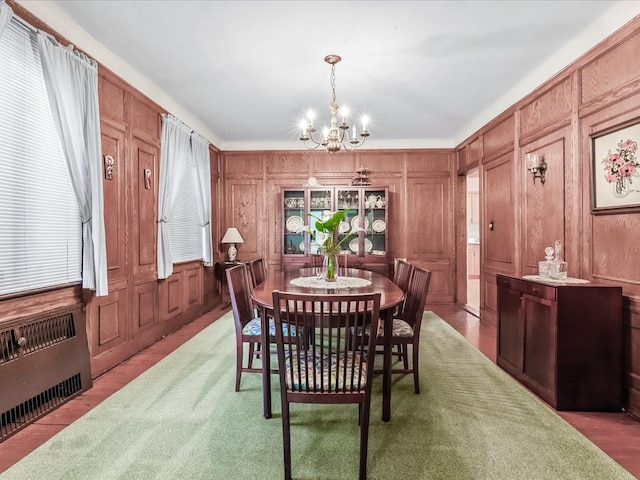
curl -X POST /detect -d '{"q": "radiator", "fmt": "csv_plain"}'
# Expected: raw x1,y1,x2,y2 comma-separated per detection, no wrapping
0,304,92,441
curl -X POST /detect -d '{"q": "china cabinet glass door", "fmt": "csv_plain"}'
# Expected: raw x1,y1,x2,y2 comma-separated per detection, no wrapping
336,188,360,254
363,187,387,256
283,189,305,255
308,188,332,254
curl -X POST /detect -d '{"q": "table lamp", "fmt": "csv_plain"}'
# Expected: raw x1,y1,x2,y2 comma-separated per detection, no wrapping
221,227,244,263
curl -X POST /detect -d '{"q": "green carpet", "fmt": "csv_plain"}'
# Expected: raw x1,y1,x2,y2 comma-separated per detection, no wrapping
0,312,633,480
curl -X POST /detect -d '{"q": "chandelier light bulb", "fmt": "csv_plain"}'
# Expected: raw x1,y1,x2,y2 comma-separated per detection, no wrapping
341,106,349,125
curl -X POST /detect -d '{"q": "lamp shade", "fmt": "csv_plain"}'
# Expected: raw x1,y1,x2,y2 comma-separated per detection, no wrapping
221,227,244,244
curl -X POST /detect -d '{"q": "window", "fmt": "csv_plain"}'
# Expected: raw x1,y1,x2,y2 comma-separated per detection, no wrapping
169,153,202,263
0,19,82,296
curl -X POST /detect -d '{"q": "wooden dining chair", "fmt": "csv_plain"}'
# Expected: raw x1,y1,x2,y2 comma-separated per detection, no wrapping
247,257,267,288
357,265,431,394
388,265,432,393
226,264,264,391
271,290,381,480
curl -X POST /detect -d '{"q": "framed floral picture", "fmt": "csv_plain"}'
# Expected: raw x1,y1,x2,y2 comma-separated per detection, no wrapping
591,122,640,214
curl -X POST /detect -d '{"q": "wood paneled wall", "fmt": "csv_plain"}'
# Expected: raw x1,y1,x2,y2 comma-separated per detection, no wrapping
2,1,223,379
221,150,456,304
456,16,640,417
88,66,222,376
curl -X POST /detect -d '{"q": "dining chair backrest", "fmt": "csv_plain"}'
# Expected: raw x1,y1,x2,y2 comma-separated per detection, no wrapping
401,266,432,330
272,291,381,398
226,264,255,333
393,259,413,293
309,253,324,268
247,257,267,288
309,253,349,273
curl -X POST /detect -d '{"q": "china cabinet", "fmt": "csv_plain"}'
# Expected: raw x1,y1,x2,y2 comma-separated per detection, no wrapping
281,186,389,276
496,274,622,411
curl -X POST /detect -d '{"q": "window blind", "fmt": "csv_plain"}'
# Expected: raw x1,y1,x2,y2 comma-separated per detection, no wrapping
0,19,82,296
169,154,202,263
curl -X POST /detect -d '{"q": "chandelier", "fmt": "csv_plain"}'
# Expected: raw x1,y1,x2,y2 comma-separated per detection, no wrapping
299,54,370,153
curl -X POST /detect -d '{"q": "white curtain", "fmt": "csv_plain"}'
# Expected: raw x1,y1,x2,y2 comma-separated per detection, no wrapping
157,114,191,279
0,1,12,40
37,32,108,296
191,132,213,266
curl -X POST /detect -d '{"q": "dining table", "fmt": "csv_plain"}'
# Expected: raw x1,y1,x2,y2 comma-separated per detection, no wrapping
250,267,404,422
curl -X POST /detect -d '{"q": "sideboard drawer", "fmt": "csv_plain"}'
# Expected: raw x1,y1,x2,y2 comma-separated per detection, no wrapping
496,275,555,301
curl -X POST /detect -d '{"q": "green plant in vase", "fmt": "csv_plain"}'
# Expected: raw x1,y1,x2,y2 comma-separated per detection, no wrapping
299,210,364,281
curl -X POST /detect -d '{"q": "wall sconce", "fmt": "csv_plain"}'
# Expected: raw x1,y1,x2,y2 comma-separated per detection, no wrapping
221,227,244,263
525,153,547,185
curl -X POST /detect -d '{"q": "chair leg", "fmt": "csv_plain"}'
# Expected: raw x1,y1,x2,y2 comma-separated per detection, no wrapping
413,340,420,394
247,342,255,369
359,400,372,480
282,402,292,480
402,344,409,369
235,341,243,392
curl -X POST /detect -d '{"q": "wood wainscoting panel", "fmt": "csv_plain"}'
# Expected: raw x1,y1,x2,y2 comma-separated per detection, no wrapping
131,137,159,279
483,153,514,268
97,299,121,346
131,95,161,142
358,152,404,176
581,30,640,106
161,274,184,321
313,152,356,175
98,70,126,125
406,150,453,173
225,179,263,261
101,122,127,284
413,261,454,304
458,137,482,173
406,177,449,258
520,77,573,139
482,272,499,328
457,145,469,172
469,137,482,165
265,152,310,176
223,152,264,178
87,287,127,359
185,265,203,310
591,214,640,284
133,281,159,333
483,115,515,160
405,176,455,303
522,135,567,276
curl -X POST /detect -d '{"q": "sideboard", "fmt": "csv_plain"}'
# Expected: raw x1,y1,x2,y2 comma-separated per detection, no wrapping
496,273,623,411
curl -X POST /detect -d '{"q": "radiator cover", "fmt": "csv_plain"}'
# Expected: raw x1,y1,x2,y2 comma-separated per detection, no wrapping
0,304,92,441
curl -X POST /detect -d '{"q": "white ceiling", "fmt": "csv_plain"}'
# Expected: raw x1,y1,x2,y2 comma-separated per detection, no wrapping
16,1,640,150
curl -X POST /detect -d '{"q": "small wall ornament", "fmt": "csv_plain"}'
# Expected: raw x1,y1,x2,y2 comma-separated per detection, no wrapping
144,168,152,190
104,155,115,180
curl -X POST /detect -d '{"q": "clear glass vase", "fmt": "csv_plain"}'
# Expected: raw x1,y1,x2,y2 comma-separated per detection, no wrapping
614,176,631,198
323,253,339,282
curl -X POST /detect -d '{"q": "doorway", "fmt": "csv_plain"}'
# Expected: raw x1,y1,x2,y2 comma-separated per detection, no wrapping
466,170,480,313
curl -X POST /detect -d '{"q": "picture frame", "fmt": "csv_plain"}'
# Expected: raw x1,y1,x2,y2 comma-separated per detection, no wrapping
591,121,640,214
